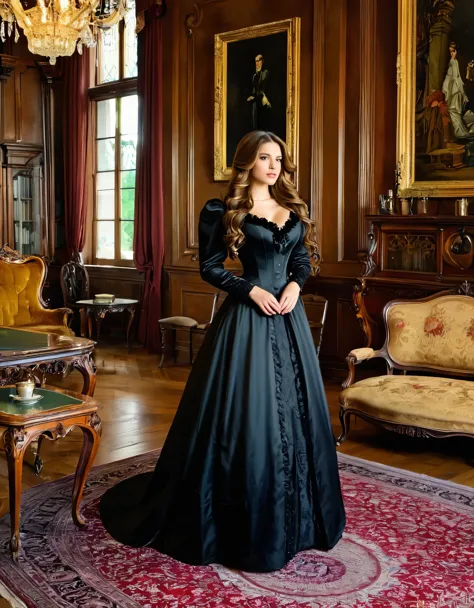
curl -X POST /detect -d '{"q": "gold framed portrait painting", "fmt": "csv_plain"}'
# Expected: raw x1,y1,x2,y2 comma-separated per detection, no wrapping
398,0,474,197
214,18,300,181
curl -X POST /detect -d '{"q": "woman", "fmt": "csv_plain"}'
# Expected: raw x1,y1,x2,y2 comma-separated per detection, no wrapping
99,130,346,573
442,42,474,138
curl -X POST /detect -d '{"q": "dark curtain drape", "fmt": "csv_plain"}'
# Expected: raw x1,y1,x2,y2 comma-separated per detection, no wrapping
133,2,166,351
63,49,90,262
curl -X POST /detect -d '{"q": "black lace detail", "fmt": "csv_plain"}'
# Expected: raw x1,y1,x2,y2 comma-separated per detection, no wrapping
286,320,316,534
245,212,299,252
269,317,294,559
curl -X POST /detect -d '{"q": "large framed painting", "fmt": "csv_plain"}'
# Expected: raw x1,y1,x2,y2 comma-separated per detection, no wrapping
398,0,474,197
214,18,300,181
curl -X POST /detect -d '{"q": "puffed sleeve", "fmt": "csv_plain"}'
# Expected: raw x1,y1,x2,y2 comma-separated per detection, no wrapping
199,199,255,300
288,222,311,290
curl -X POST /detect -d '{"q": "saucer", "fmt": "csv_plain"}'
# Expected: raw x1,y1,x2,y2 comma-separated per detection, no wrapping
9,394,43,405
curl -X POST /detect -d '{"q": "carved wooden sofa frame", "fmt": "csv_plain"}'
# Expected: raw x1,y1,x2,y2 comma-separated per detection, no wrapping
338,281,474,446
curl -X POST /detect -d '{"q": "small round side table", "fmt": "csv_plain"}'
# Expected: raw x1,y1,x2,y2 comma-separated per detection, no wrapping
76,298,139,350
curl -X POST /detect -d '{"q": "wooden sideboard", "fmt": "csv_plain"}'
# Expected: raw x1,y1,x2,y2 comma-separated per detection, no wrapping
354,214,474,349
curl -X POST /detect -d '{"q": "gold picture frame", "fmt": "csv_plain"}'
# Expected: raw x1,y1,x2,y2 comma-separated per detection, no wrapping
214,18,300,181
398,0,474,197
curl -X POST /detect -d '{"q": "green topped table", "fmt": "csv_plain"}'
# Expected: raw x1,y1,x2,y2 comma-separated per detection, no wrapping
0,385,102,558
0,326,96,397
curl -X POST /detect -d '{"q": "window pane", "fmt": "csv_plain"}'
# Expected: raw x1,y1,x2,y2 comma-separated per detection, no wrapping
121,221,134,260
97,99,116,138
124,10,138,78
96,221,115,259
121,170,135,188
97,139,115,171
97,189,115,220
97,171,115,191
99,26,119,84
121,134,137,170
121,188,135,220
120,95,138,135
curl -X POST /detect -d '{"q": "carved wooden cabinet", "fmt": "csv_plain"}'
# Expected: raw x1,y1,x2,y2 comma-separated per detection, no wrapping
354,214,474,349
0,53,55,260
1,143,47,257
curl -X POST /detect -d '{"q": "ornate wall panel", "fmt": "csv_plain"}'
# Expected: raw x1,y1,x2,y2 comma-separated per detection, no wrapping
162,0,398,371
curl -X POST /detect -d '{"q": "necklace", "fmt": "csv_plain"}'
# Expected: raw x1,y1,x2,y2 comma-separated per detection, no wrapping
252,197,273,201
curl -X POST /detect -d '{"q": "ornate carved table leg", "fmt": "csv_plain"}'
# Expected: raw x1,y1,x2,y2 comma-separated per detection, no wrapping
71,412,102,527
96,311,107,343
159,325,167,368
172,328,178,363
189,329,194,365
80,307,88,338
74,353,97,397
33,435,45,474
87,311,93,340
126,306,136,352
4,426,33,559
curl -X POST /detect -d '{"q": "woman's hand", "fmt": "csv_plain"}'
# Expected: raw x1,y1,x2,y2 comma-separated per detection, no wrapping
249,286,281,316
279,281,301,315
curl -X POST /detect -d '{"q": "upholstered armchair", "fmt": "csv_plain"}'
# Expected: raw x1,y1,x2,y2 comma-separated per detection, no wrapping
338,282,474,447
0,246,73,336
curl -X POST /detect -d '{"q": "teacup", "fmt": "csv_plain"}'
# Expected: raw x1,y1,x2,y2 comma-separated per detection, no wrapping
16,381,35,400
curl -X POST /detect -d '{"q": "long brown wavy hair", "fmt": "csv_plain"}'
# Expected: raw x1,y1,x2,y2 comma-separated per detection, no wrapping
223,131,320,272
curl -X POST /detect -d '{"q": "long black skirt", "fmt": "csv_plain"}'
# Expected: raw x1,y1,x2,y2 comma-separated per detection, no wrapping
99,295,346,573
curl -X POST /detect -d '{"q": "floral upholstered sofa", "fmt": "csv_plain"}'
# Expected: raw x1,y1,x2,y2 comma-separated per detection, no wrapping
0,246,73,336
338,283,474,445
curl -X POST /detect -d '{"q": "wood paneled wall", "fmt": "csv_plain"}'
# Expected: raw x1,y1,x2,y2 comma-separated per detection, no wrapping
161,0,398,374
86,266,145,303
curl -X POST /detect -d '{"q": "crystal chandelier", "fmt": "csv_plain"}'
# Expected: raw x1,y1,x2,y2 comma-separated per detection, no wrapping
0,0,131,65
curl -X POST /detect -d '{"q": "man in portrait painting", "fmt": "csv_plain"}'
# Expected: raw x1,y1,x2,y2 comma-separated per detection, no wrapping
246,54,272,130
223,29,289,174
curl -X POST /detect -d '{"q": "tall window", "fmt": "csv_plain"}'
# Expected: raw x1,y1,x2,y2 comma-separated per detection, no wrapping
97,15,138,84
90,4,138,265
95,95,138,261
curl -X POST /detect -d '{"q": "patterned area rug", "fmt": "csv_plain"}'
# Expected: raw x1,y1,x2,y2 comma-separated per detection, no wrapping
0,451,473,608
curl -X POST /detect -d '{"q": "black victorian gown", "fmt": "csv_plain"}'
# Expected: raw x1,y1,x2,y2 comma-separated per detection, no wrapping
99,199,346,573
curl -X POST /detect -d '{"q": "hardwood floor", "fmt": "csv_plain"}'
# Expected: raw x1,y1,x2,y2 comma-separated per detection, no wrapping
0,336,473,523
0,336,473,606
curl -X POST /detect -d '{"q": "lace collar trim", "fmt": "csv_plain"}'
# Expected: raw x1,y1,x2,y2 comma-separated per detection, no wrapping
245,211,299,238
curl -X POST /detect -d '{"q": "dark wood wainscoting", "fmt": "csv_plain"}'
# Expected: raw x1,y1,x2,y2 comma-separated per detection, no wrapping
165,268,367,378
86,265,145,302
304,276,367,378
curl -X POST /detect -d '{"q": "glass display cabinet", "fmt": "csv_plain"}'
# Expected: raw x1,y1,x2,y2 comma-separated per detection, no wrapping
12,163,43,256
0,144,49,258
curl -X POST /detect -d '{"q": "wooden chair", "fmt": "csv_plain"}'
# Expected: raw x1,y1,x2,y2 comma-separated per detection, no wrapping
189,291,226,363
158,292,225,367
60,261,90,334
60,260,90,306
158,316,198,367
302,294,328,356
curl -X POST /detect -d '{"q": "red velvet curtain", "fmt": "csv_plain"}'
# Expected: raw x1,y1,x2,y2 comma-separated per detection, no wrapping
63,49,90,262
133,3,166,351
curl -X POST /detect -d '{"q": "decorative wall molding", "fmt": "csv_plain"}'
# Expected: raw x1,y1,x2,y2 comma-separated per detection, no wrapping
357,0,377,250
311,0,325,254
181,0,228,258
